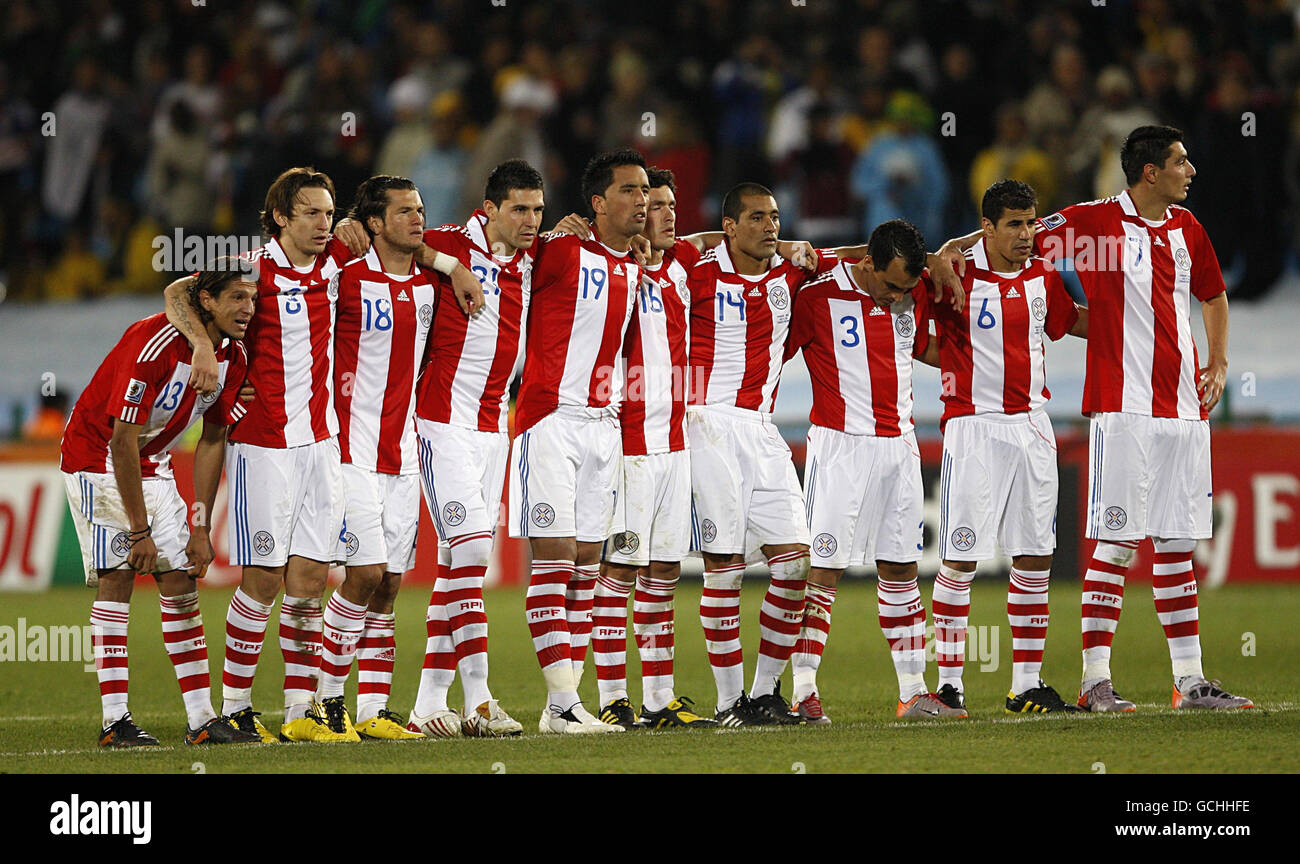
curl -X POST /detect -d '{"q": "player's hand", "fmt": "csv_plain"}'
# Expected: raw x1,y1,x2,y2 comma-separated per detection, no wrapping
1198,359,1228,411
778,240,817,271
449,263,486,318
185,527,214,578
127,534,158,576
238,378,256,403
926,250,966,312
333,218,371,257
552,213,592,239
629,234,651,265
188,344,219,396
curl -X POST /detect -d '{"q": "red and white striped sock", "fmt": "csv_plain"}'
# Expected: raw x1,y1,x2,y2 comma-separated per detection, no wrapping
356,611,395,723
527,559,578,705
318,591,368,700
91,601,130,726
635,572,678,713
751,550,809,697
567,564,599,685
1008,568,1051,694
446,532,493,713
592,571,633,708
415,558,456,716
1152,539,1203,682
932,565,974,694
878,578,928,701
792,582,837,703
221,587,270,715
159,592,215,728
1081,541,1137,687
280,595,322,722
700,563,745,711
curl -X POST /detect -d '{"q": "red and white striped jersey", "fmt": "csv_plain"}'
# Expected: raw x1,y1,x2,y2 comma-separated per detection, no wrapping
620,238,699,455
230,236,351,448
1034,190,1225,420
785,260,932,436
333,247,437,475
60,313,248,478
933,238,1078,429
514,229,639,434
688,242,833,414
416,213,532,433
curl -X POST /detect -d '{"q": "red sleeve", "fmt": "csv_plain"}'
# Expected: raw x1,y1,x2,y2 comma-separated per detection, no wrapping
107,339,164,426
811,248,838,275
910,280,934,359
1189,221,1227,302
1042,263,1079,341
325,236,353,266
423,225,474,269
1033,201,1105,263
530,233,575,294
209,343,250,426
672,238,701,269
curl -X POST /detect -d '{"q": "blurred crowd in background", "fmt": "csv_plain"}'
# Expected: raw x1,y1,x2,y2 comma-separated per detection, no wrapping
1,0,1297,312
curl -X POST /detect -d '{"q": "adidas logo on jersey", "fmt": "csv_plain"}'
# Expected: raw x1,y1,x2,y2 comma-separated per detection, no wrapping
748,287,762,297
614,263,625,275
397,289,410,302
1153,236,1165,246
869,306,887,316
1005,286,1020,298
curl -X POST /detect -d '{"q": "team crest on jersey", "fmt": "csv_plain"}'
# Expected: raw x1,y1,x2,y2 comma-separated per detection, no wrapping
111,532,131,558
253,531,275,557
614,531,640,555
950,526,976,552
198,388,218,405
343,532,359,558
1104,506,1127,531
531,503,555,528
813,533,837,557
443,501,466,527
419,303,433,328
895,313,914,338
700,519,717,544
675,277,690,305
1040,213,1066,230
125,379,147,405
1031,297,1046,320
1174,248,1191,271
327,272,340,300
767,280,789,310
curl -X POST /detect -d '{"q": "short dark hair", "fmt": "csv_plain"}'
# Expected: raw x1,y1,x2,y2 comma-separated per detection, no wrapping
867,219,927,278
349,175,419,238
260,167,336,238
580,148,647,217
1120,125,1184,186
721,182,775,222
484,159,544,207
190,257,256,323
647,166,676,193
981,179,1038,224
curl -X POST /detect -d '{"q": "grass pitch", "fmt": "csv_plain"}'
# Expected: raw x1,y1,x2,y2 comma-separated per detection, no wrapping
2,581,1297,773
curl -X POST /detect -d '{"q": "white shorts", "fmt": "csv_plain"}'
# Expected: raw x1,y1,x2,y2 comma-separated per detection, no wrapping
335,463,421,572
226,437,345,567
62,471,192,586
939,410,1059,561
508,408,624,542
604,449,692,567
804,426,923,567
416,418,510,546
1086,412,1211,541
687,405,809,555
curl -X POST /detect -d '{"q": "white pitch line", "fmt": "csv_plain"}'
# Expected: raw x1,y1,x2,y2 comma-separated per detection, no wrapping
1,746,178,758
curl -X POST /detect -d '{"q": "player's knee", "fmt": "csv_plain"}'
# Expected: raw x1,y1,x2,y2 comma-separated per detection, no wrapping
1094,542,1137,568
95,571,134,603
1152,537,1196,555
703,567,744,591
371,572,402,608
452,534,494,570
